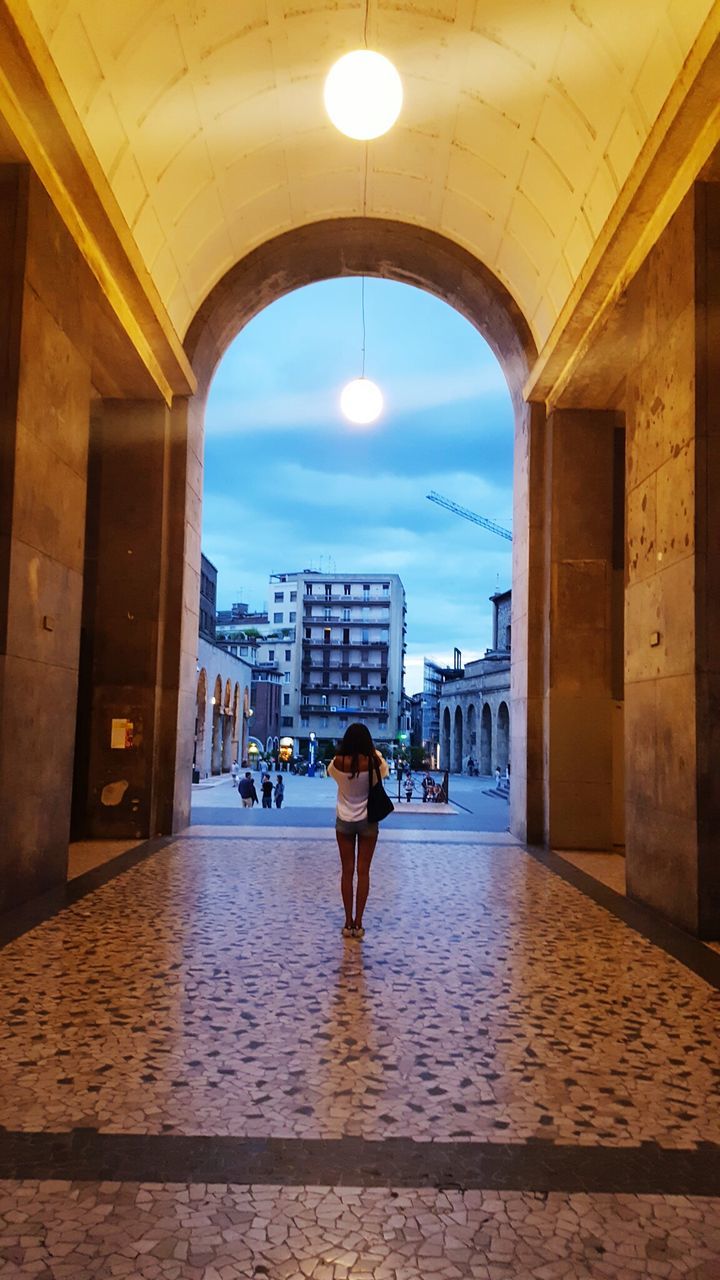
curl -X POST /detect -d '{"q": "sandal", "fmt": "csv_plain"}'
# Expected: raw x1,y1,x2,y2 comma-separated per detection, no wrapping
341,925,354,938
353,925,365,940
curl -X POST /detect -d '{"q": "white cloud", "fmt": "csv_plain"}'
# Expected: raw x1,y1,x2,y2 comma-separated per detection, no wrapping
207,365,508,435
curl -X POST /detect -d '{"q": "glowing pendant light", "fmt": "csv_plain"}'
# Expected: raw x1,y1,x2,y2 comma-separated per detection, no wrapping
341,376,383,424
324,50,402,140
340,277,383,426
324,0,402,140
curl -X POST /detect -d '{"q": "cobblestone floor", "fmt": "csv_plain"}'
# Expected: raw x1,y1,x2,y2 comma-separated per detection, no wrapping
1,827,719,1276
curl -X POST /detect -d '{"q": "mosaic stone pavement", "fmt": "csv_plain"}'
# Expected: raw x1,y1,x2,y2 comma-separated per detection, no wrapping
1,826,719,1276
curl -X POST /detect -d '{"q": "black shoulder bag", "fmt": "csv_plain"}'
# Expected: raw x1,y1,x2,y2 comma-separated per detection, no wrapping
367,753,395,823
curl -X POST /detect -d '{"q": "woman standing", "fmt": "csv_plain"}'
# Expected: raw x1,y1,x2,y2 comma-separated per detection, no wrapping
328,723,389,939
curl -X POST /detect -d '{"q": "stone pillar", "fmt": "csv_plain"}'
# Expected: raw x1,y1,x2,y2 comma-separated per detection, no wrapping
543,409,621,850
73,397,190,839
0,168,93,910
510,402,546,842
624,183,720,936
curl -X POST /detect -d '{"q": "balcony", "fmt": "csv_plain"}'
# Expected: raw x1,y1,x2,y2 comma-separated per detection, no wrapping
300,704,386,716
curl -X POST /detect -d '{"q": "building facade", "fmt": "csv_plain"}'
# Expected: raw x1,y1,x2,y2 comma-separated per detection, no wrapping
194,637,252,780
438,592,511,775
263,571,407,752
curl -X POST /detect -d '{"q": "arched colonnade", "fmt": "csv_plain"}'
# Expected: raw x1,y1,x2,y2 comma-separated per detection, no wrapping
441,697,511,777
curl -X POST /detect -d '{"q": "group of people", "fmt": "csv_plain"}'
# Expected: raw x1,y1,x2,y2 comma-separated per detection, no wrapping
236,769,284,809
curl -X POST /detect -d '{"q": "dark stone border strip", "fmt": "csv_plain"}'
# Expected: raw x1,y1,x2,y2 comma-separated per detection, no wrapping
525,845,720,991
0,836,176,951
0,1131,719,1195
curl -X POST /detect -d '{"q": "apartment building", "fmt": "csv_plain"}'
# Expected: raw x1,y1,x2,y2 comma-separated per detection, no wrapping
269,571,406,750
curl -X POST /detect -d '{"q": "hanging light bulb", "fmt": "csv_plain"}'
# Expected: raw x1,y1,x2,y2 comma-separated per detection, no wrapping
340,276,383,425
324,49,403,140
341,377,384,425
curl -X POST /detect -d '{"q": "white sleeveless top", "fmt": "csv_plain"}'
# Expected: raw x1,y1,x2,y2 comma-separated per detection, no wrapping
328,753,390,822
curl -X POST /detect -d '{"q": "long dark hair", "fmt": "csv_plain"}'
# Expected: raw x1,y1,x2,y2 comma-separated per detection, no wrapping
337,722,376,778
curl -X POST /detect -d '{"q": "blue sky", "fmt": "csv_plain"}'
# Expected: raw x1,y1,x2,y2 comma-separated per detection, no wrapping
202,278,513,694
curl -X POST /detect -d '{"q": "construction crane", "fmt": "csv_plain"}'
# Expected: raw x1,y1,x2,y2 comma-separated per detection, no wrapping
426,490,512,542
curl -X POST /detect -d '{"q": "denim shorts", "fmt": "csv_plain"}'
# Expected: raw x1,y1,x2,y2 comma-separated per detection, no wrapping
335,817,379,837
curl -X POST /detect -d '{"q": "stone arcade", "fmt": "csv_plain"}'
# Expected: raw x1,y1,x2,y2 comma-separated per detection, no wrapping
1,4,720,1274
0,1,718,935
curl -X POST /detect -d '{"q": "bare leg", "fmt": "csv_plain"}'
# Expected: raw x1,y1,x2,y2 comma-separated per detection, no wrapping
355,832,378,928
336,833,357,928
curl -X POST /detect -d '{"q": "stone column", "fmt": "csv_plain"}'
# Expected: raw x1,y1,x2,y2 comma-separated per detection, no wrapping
73,397,190,839
510,402,546,843
0,168,93,910
543,409,621,850
624,183,720,936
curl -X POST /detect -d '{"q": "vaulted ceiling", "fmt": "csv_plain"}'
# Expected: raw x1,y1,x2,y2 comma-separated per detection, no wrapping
16,0,720,348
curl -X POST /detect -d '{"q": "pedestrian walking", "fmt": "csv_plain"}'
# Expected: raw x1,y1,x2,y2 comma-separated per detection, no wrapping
237,771,258,808
328,722,391,940
261,773,273,809
274,774,284,808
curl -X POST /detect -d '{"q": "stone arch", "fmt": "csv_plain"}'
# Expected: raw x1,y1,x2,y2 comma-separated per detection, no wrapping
232,683,240,764
221,678,233,772
211,674,223,775
453,705,463,774
480,703,492,776
185,219,535,408
195,668,208,777
497,701,510,774
241,686,251,765
466,703,477,764
441,706,451,772
179,217,539,838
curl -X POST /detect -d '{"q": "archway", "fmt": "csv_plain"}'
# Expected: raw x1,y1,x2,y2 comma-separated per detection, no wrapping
195,668,207,778
231,683,240,767
441,706,451,772
480,703,492,776
453,706,463,774
466,703,476,766
210,675,223,775
179,217,539,840
221,679,233,772
497,702,510,773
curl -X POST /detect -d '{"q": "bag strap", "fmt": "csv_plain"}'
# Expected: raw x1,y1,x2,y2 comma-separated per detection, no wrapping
368,751,377,794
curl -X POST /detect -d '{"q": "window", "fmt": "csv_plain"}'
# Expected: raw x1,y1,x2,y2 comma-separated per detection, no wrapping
323,628,331,644
339,716,348,727
324,583,332,598
305,583,313,595
289,611,296,623
382,583,389,595
324,607,332,621
273,611,283,623
268,649,275,661
379,717,387,729
360,696,367,708
304,627,311,640
301,717,309,728
342,608,350,621
302,694,309,705
283,693,290,706
320,717,328,728
274,591,284,602
341,670,349,684
285,649,291,661
341,696,348,708
282,716,293,727
343,583,351,596
284,671,290,683
362,629,369,644
361,671,368,687
321,694,327,706
342,628,350,644
290,591,297,602
363,584,370,599
380,698,387,709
